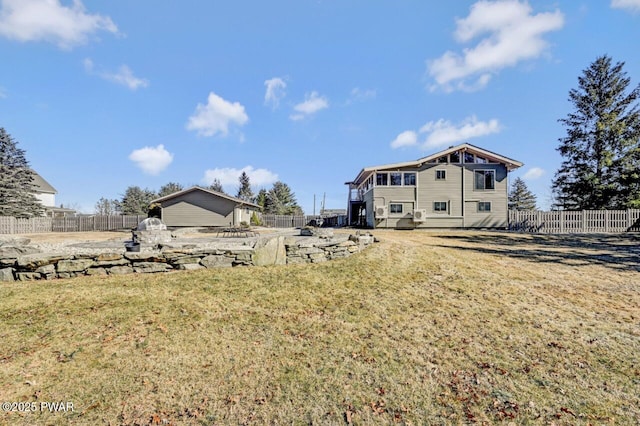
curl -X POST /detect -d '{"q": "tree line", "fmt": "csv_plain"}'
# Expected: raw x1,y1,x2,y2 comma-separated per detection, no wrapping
96,172,303,216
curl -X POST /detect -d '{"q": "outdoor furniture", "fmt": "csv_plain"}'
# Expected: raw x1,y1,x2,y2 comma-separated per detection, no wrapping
215,227,258,238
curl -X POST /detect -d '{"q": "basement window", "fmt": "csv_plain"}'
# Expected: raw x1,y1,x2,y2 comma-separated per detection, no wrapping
434,201,448,212
389,203,403,214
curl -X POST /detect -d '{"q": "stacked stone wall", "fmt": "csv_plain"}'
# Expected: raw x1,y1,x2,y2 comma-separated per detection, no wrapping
0,234,374,282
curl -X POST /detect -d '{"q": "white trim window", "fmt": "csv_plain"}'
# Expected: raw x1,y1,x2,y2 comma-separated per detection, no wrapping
404,172,416,186
478,202,491,212
389,203,403,214
474,170,495,190
436,170,446,180
434,201,447,212
390,172,402,186
376,173,388,186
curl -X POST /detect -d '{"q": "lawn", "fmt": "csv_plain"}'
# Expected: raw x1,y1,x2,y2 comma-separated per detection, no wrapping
0,231,638,425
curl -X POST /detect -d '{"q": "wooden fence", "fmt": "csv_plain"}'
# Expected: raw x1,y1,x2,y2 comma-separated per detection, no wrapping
0,215,146,234
261,215,308,228
509,209,640,234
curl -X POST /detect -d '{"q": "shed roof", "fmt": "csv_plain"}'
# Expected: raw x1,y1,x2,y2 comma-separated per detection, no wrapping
151,186,262,209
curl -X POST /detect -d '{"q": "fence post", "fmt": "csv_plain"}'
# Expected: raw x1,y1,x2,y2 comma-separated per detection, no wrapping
605,210,610,233
628,209,633,230
582,210,587,233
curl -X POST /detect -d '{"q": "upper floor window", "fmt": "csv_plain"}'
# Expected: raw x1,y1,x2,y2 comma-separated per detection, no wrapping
474,170,495,190
376,173,388,186
464,152,475,163
436,170,446,180
390,172,402,186
404,173,416,186
475,156,488,164
436,155,448,163
450,152,460,163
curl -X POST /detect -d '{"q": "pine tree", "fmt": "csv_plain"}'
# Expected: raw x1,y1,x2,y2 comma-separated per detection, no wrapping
208,178,225,194
236,171,254,202
0,128,44,217
159,182,183,197
120,186,157,215
553,55,640,210
94,197,119,215
264,181,303,215
255,188,267,211
508,177,537,210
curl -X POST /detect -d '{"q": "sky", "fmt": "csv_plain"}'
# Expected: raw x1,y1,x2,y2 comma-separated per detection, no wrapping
1,0,640,214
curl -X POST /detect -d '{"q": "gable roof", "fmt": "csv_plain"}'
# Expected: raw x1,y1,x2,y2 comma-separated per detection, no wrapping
31,170,57,194
347,143,523,185
151,186,261,209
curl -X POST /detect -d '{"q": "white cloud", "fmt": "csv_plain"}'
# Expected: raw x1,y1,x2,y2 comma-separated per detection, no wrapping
290,91,329,121
186,92,249,137
264,77,286,109
129,144,174,175
390,130,418,149
348,87,377,103
420,116,502,148
203,166,279,191
427,0,564,92
0,0,118,49
84,58,149,91
522,167,545,180
611,0,640,12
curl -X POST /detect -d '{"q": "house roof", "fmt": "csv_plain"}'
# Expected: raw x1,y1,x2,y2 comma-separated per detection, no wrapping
31,170,57,194
151,186,262,209
346,143,524,185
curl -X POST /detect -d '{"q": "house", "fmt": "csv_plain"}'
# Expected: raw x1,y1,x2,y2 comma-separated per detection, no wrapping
345,143,523,229
32,171,75,217
150,186,261,227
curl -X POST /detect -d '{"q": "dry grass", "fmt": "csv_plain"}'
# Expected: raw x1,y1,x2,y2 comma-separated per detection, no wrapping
0,230,638,425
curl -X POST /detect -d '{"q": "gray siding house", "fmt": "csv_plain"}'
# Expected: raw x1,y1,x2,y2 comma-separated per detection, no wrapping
151,186,261,227
346,143,523,229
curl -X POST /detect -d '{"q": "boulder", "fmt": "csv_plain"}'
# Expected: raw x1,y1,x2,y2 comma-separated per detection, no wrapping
0,267,15,282
136,217,167,231
200,255,234,268
57,259,95,273
17,254,69,270
253,236,286,266
133,262,173,273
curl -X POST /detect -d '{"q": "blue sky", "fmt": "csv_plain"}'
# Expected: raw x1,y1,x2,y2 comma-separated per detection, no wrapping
1,0,639,214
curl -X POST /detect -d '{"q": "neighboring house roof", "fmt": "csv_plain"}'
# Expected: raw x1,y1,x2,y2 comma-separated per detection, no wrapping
347,143,524,185
151,186,262,209
31,170,57,194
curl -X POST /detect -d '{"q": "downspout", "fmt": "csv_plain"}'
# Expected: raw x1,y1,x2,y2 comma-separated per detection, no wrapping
461,162,465,228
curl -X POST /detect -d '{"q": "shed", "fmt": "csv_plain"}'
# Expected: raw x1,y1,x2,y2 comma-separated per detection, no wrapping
151,186,261,227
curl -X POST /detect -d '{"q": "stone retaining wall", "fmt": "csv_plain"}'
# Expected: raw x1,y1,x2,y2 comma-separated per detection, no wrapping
0,234,374,282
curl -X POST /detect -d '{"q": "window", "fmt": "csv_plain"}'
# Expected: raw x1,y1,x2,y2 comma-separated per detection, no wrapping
434,201,447,212
475,156,488,164
450,152,460,163
478,202,491,212
436,170,446,180
464,152,475,163
404,172,416,186
474,170,495,190
390,172,402,186
376,173,388,186
389,203,403,214
436,155,448,163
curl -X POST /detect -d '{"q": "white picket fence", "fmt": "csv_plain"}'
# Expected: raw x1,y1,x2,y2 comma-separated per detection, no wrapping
509,209,640,234
0,215,146,234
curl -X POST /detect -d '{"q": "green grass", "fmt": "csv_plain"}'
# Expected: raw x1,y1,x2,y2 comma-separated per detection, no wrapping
0,231,638,425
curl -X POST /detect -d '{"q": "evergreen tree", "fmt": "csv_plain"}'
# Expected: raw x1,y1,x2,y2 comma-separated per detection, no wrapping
264,181,303,215
159,182,183,197
508,177,537,210
208,178,225,194
0,128,44,217
94,197,119,215
120,186,157,215
553,55,640,210
236,171,254,202
255,188,267,211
